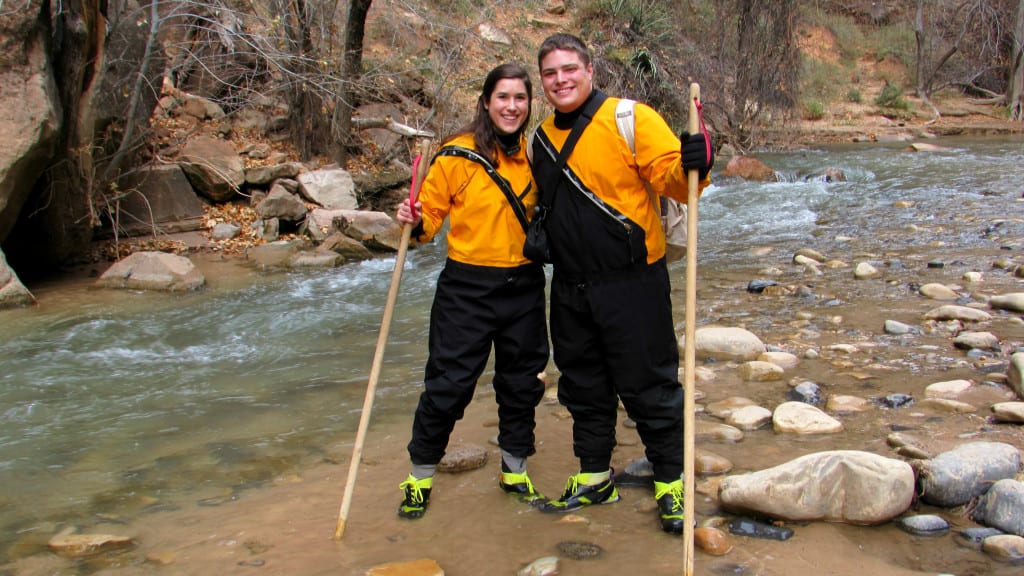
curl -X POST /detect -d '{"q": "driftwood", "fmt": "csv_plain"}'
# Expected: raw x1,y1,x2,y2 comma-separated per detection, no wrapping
352,117,435,138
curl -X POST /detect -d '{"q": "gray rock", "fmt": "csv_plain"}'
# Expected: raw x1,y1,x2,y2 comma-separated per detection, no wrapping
896,514,949,536
971,479,1024,536
916,442,1022,507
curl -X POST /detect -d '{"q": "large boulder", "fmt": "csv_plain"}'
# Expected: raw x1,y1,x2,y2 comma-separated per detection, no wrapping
113,164,206,236
179,136,245,202
719,450,914,525
96,251,205,291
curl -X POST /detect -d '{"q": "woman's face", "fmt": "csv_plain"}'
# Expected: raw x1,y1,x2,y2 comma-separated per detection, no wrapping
485,78,530,135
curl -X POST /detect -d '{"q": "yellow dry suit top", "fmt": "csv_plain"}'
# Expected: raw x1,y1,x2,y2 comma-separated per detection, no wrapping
534,95,710,268
414,132,538,268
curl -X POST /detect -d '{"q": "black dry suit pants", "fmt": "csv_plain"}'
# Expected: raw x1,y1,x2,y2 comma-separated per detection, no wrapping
407,259,549,466
550,258,683,483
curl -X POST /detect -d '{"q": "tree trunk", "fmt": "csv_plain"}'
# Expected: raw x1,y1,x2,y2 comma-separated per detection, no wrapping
333,0,373,166
1010,0,1024,120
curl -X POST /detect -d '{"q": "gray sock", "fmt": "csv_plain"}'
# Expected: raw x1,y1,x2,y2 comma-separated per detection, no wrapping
411,464,436,480
501,450,527,474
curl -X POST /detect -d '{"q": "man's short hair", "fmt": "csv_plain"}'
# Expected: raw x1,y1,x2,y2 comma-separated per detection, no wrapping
537,33,592,70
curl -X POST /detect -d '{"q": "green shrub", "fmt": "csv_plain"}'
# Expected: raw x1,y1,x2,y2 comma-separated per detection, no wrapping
803,99,826,120
875,83,909,109
846,88,862,103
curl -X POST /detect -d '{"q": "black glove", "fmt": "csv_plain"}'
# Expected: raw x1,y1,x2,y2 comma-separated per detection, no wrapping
680,131,714,181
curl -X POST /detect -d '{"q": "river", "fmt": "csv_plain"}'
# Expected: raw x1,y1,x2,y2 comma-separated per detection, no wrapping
1,136,1022,575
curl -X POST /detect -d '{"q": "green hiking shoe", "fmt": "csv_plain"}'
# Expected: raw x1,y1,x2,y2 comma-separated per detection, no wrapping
397,475,432,519
499,471,545,504
538,471,619,513
655,479,685,534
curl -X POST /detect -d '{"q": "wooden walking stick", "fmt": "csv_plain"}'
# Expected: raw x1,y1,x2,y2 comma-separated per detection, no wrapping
334,138,432,541
682,83,701,575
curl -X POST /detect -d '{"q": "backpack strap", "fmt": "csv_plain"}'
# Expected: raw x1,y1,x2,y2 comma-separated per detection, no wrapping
433,145,530,233
614,98,637,155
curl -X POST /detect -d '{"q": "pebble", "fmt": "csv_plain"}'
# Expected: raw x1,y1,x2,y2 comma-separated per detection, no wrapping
694,527,733,555
896,514,949,536
955,527,1004,549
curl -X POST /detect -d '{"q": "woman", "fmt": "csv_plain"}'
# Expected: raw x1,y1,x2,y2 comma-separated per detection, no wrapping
394,63,549,519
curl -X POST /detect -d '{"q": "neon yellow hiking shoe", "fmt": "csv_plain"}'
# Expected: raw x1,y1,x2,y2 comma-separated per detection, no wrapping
655,479,685,534
499,471,545,504
538,471,619,513
397,475,432,519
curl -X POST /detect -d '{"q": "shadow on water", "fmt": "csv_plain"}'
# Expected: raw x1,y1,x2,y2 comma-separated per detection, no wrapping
1,137,1022,573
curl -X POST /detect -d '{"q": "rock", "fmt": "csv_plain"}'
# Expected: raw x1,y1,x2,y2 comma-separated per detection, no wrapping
289,249,341,268
954,331,1000,351
971,479,1024,536
696,449,734,475
737,360,784,381
991,402,1024,423
955,527,1004,549
725,405,773,430
0,249,34,308
722,156,777,181
366,558,444,576
689,326,766,361
321,232,374,262
854,262,881,279
719,451,914,524
981,534,1024,562
919,398,976,413
255,185,308,223
924,379,974,399
517,556,558,576
437,443,487,472
919,283,959,300
696,421,745,443
896,514,950,536
694,527,733,555
1008,352,1024,399
179,136,245,202
989,293,1024,313
96,251,205,291
916,442,1022,507
115,164,207,235
922,305,991,322
727,517,794,540
827,394,872,413
246,239,308,268
705,396,758,419
758,351,799,368
555,540,602,560
47,531,136,558
773,402,844,434
297,167,358,210
788,381,822,405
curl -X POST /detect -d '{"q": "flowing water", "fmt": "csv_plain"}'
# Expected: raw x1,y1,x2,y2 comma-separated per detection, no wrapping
1,136,1023,574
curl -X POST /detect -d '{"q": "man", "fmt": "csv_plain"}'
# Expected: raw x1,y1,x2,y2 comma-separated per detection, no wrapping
530,33,713,534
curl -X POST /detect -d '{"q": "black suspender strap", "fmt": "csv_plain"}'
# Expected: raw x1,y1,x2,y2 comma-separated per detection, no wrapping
433,146,531,233
535,91,608,208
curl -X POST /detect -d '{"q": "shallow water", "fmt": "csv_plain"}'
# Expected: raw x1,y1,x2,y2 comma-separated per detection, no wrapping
1,136,1023,574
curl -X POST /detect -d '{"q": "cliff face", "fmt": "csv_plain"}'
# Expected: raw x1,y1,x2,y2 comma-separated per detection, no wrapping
0,2,62,245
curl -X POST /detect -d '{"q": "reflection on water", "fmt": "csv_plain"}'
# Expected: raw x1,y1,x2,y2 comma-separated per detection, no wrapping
0,137,1022,567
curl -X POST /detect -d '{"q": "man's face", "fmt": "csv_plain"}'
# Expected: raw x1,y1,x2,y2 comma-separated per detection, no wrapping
539,48,594,113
